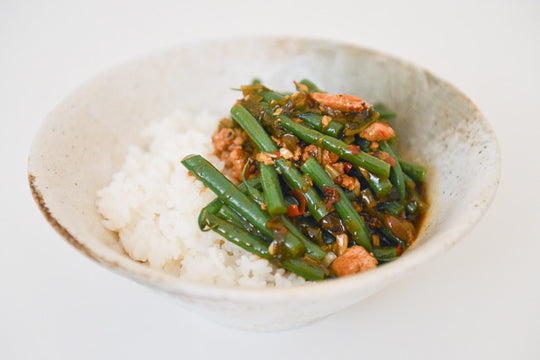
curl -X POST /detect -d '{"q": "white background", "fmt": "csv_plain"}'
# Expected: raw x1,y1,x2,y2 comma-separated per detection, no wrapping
1,0,539,359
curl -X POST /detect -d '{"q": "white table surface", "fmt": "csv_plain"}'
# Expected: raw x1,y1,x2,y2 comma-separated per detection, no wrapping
2,0,539,359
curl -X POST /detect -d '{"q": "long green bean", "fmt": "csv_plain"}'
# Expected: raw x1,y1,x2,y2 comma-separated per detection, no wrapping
301,157,373,251
360,169,394,197
199,176,262,230
278,115,391,178
203,211,271,259
204,211,324,280
380,227,406,248
382,201,404,217
217,205,267,241
281,216,327,261
400,160,427,183
378,141,405,202
281,258,326,281
182,154,273,238
231,105,329,221
259,163,287,216
372,247,399,262
297,113,344,138
403,172,416,190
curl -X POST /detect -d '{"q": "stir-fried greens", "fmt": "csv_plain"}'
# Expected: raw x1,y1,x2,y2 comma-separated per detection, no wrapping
181,79,427,280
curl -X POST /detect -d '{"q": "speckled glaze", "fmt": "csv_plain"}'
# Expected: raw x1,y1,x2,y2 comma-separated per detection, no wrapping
28,38,500,331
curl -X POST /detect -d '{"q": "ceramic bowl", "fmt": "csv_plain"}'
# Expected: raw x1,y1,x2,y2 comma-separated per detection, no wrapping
28,38,500,331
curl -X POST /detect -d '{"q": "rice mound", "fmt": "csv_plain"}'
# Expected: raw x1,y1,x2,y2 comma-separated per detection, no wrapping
96,111,306,287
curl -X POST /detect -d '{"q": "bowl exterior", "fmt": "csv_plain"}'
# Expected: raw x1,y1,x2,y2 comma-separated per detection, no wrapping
28,38,500,330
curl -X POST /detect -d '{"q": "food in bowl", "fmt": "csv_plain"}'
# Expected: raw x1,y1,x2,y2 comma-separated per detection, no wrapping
97,79,427,286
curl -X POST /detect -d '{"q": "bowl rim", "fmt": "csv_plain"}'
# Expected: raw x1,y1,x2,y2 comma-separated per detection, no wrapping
28,36,501,301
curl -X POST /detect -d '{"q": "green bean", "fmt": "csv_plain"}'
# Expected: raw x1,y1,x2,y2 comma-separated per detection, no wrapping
298,79,323,93
182,154,274,238
360,168,393,197
281,258,326,281
259,163,287,216
185,156,306,258
301,157,372,251
400,160,427,183
242,176,262,190
241,161,265,205
409,188,428,213
262,91,285,103
378,141,405,202
403,172,416,190
382,201,404,217
277,157,329,221
217,205,267,241
204,211,323,279
231,105,329,221
281,232,306,258
405,199,418,215
373,103,397,119
281,216,327,261
198,198,222,231
203,211,271,259
218,201,304,257
278,115,391,178
199,176,262,230
378,112,397,119
372,247,399,262
243,181,264,205
231,105,278,152
380,227,406,248
297,113,344,138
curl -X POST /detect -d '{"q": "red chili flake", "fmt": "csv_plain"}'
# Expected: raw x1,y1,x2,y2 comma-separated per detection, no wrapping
334,175,343,185
287,205,302,217
272,151,281,159
187,171,193,177
343,163,353,173
348,145,360,155
396,243,403,256
302,186,307,192
287,189,306,216
293,117,303,124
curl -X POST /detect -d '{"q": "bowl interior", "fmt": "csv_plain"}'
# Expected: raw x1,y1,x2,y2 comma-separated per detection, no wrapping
28,38,500,298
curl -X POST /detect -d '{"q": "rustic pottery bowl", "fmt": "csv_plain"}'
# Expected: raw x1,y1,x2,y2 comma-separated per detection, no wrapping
28,38,500,331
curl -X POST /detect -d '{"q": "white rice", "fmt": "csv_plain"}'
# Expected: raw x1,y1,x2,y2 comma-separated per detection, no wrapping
96,111,306,287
